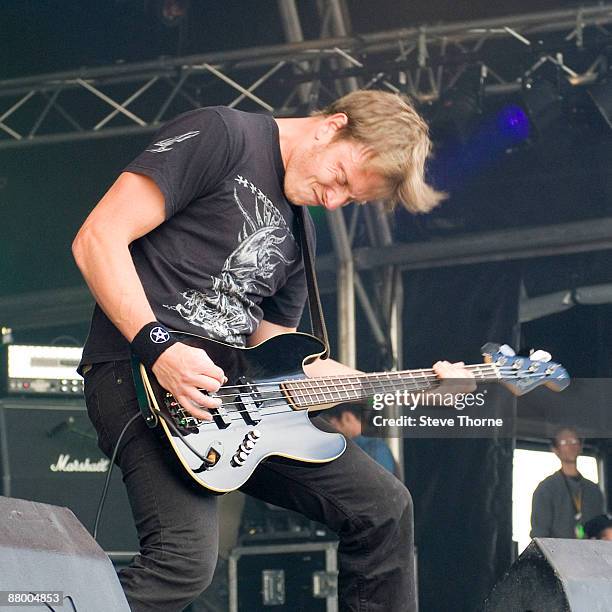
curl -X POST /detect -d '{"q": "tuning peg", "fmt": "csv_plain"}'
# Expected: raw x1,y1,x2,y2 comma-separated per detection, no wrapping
499,344,516,357
530,349,552,363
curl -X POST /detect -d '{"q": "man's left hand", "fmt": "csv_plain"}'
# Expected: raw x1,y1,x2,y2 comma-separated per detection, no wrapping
432,360,476,395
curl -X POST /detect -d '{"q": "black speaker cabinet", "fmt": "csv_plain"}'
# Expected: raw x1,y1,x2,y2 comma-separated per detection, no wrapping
0,496,130,611
0,397,138,554
484,537,612,612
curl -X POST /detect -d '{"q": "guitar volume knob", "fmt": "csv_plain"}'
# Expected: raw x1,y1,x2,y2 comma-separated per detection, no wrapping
246,429,262,442
241,439,255,452
231,450,249,467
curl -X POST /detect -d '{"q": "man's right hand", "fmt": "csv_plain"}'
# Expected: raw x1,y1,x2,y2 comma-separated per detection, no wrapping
152,343,225,421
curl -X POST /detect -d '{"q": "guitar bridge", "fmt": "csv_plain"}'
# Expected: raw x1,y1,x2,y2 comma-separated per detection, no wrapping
164,393,201,432
165,392,233,431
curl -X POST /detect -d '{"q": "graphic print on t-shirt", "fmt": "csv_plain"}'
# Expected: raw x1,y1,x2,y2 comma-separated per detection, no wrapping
163,175,296,345
146,130,201,153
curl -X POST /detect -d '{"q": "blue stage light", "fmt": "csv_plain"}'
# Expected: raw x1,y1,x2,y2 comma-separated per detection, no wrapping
496,105,531,142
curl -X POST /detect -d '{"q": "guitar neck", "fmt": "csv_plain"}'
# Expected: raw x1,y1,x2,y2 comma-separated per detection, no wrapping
285,363,500,409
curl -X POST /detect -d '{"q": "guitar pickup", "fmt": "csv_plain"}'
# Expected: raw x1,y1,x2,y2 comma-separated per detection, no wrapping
239,393,262,425
210,404,232,429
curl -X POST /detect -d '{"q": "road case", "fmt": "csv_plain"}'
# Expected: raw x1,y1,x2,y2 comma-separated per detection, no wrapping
228,541,338,612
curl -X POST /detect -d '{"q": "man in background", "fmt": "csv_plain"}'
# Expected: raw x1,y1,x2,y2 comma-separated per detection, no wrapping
531,427,604,539
326,402,397,475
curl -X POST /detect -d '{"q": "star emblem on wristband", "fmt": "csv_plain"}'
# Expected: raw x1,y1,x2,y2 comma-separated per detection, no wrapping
150,326,170,344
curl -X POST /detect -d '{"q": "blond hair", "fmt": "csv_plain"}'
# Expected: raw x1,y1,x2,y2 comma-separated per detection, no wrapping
315,90,446,213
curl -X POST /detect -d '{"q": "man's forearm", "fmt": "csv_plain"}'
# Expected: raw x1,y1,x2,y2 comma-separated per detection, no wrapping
303,357,362,378
73,229,155,342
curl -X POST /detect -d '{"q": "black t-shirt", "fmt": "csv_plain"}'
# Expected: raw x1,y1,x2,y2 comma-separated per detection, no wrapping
80,107,313,366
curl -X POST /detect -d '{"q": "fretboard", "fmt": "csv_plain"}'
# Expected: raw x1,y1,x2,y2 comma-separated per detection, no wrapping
284,363,499,409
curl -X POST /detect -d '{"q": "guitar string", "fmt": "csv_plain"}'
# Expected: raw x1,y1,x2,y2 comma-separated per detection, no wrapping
212,363,542,396
212,366,558,400
216,363,502,392
215,365,558,391
167,370,558,428
202,371,560,411
199,369,558,406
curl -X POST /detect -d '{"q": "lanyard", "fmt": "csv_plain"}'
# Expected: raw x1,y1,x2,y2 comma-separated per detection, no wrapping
561,471,583,520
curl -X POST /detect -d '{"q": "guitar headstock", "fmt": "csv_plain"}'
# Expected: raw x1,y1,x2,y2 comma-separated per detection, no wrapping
481,342,570,396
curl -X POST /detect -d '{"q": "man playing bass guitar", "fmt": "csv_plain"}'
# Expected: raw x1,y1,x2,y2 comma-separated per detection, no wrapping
73,90,472,612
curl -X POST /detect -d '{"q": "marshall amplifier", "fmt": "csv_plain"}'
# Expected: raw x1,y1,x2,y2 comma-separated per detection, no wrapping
0,397,138,555
1,344,84,396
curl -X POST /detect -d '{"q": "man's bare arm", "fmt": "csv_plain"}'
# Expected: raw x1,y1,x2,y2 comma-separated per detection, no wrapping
72,172,223,419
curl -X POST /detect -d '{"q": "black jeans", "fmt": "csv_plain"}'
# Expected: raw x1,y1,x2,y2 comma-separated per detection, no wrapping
84,360,416,612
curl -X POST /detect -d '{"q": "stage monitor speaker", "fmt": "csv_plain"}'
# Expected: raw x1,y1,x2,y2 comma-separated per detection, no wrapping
0,496,130,611
484,537,612,612
0,397,138,554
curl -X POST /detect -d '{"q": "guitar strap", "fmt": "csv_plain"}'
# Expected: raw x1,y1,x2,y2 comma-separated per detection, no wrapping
294,205,330,359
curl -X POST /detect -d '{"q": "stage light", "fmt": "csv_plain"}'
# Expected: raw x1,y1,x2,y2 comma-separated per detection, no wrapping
150,0,191,27
431,90,481,143
522,79,563,136
430,65,485,144
496,105,531,143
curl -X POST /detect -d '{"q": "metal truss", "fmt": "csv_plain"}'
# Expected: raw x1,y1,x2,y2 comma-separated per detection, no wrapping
0,5,611,150
316,217,612,274
3,216,611,330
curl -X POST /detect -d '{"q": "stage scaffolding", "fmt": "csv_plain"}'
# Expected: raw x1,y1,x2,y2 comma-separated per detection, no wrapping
0,5,610,150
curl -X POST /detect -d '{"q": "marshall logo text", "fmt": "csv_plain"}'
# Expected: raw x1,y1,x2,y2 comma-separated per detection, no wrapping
49,454,110,473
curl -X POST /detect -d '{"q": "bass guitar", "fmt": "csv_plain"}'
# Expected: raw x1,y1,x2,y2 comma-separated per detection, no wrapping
134,332,569,493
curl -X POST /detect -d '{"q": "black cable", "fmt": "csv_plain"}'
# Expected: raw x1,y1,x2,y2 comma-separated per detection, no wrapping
93,412,140,541
93,404,216,542
157,410,214,466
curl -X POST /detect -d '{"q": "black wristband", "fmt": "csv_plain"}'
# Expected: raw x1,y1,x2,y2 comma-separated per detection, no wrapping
130,322,178,370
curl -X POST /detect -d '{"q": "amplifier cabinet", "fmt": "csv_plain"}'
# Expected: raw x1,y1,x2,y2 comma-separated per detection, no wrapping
229,541,339,612
0,397,138,554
